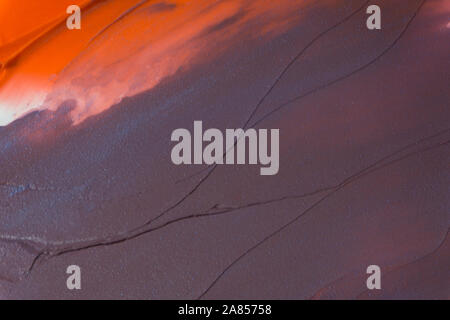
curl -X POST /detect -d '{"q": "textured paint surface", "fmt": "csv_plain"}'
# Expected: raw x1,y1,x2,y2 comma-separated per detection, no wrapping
0,0,449,299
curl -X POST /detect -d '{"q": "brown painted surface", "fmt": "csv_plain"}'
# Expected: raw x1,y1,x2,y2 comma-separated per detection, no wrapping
0,0,448,299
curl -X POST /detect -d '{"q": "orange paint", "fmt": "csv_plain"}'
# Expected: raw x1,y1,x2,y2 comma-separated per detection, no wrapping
0,0,305,126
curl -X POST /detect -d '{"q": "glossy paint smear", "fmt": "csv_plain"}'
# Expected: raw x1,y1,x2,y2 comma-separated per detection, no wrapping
0,0,306,125
0,0,448,300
